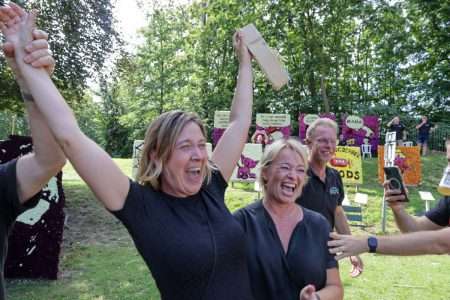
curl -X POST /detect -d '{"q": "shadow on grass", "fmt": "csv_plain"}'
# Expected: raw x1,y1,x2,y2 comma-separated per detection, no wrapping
7,245,160,300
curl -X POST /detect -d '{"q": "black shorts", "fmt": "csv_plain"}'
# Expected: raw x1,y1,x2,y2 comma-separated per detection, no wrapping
418,135,429,144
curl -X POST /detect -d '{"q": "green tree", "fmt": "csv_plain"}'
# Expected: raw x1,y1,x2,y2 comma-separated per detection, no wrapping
0,0,121,112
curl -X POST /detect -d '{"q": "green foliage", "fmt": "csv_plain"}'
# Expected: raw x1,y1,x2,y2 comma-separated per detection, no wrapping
98,78,133,157
72,91,105,148
0,0,121,112
2,0,448,156
110,0,448,154
0,110,28,139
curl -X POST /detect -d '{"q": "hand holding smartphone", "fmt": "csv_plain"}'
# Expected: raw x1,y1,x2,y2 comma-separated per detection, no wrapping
384,166,408,202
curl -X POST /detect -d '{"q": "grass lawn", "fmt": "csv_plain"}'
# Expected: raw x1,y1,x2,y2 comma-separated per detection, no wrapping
6,154,450,299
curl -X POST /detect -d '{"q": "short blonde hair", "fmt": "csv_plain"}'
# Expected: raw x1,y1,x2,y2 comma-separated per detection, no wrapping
258,138,309,195
137,110,214,189
306,118,338,142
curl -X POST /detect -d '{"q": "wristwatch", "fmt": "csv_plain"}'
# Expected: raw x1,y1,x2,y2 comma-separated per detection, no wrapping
368,236,378,253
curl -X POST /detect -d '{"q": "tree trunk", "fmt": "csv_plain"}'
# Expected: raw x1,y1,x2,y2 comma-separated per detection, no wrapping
321,75,330,113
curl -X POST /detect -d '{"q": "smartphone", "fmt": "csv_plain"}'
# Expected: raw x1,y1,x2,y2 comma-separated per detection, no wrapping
384,166,408,202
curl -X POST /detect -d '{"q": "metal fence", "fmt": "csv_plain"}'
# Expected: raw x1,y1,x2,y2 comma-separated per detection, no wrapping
380,125,449,152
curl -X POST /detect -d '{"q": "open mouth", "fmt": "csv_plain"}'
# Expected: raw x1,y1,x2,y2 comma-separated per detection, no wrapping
187,167,201,175
281,183,296,193
186,167,203,180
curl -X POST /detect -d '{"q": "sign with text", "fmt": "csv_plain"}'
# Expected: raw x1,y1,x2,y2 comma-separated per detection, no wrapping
212,111,230,145
254,113,291,144
377,146,421,185
328,146,363,185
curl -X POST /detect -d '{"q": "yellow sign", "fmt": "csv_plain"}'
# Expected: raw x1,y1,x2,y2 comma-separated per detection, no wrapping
328,146,363,185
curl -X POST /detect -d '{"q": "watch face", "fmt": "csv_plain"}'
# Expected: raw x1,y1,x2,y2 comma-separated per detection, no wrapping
368,236,378,253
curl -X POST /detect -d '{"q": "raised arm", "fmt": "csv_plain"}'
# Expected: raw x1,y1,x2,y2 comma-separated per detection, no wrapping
387,118,394,127
1,4,129,211
211,31,253,181
1,11,65,203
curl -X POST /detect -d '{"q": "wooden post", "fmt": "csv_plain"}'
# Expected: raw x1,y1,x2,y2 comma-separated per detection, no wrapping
11,114,16,135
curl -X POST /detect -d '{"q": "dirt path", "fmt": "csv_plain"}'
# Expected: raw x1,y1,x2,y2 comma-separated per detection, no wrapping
62,182,132,249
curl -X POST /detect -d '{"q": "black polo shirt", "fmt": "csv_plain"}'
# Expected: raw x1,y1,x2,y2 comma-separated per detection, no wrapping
389,123,405,141
296,167,344,228
234,201,337,300
425,196,450,227
0,159,40,300
418,122,434,137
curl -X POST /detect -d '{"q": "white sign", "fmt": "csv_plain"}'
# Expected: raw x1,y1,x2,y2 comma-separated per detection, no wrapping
345,115,363,130
256,113,290,127
303,114,319,125
213,111,231,128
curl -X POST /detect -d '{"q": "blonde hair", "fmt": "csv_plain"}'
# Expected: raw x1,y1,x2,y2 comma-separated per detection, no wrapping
258,138,309,195
137,110,214,189
306,118,338,142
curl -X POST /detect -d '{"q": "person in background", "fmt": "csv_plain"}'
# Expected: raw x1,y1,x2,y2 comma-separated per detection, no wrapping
296,118,364,277
328,138,450,258
416,115,435,156
0,3,257,299
234,138,343,300
387,116,406,146
0,3,65,299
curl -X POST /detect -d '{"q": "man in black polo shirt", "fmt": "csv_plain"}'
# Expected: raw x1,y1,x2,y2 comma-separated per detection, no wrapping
416,115,435,156
0,21,65,299
297,118,364,277
387,116,406,146
329,139,450,257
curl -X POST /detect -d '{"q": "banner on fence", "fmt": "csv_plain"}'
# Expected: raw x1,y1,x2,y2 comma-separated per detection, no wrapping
328,146,363,185
231,143,263,182
377,146,421,185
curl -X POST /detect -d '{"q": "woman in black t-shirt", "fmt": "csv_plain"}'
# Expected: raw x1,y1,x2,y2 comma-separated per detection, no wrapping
7,9,256,299
234,138,343,300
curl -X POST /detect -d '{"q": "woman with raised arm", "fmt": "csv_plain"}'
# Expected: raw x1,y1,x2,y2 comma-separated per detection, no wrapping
1,3,255,299
234,138,343,300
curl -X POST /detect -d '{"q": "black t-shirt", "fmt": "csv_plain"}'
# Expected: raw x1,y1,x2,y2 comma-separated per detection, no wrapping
418,122,434,137
389,123,405,141
0,159,40,300
111,170,253,300
425,197,450,227
234,201,338,300
296,167,344,228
